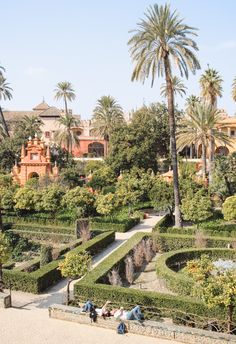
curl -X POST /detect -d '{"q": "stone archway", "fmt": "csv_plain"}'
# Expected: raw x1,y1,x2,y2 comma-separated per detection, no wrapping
215,146,229,156
28,172,39,179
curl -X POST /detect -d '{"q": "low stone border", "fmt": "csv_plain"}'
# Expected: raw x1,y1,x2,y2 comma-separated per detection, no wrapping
0,292,11,308
48,304,236,344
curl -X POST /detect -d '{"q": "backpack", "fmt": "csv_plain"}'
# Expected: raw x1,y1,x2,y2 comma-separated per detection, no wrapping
117,322,126,334
89,308,97,323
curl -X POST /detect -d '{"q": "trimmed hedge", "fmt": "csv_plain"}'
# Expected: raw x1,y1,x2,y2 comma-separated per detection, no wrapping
9,229,75,244
74,233,234,322
3,215,74,227
156,248,236,296
154,233,235,252
11,223,75,235
90,217,140,233
153,214,173,230
3,231,115,293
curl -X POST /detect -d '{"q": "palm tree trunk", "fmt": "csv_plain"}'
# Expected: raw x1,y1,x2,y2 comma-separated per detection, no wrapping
202,143,207,180
64,96,68,115
164,55,182,228
0,106,9,137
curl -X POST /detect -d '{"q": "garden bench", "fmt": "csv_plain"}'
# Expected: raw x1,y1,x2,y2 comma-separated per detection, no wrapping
49,304,236,344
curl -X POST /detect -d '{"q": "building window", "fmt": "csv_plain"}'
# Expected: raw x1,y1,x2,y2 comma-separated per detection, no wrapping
45,131,51,138
30,153,38,160
88,142,104,157
230,130,235,137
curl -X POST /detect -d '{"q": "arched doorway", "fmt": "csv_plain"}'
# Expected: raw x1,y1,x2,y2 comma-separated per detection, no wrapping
28,172,39,179
215,146,229,156
88,142,104,157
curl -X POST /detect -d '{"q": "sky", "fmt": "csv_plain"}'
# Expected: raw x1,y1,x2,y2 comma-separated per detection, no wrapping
1,0,236,119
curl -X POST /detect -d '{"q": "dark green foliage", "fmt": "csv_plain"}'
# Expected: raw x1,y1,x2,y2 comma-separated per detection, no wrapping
156,248,236,296
154,233,235,251
40,245,53,267
60,162,85,188
90,217,140,232
3,231,115,293
107,103,171,173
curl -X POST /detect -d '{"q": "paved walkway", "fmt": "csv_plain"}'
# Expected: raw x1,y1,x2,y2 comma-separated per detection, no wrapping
1,214,184,344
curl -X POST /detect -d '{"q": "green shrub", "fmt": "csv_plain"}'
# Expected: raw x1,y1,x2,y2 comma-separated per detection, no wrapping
90,217,140,232
222,195,236,221
40,245,53,267
3,231,115,293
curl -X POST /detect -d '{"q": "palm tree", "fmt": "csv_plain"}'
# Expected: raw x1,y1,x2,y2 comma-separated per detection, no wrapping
92,95,124,156
186,95,201,113
128,3,200,227
0,75,12,137
54,81,76,114
199,68,223,183
161,76,187,98
55,114,80,160
17,115,43,139
177,102,232,179
232,77,236,102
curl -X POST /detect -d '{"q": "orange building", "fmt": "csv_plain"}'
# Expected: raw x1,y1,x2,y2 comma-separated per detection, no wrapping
12,136,59,186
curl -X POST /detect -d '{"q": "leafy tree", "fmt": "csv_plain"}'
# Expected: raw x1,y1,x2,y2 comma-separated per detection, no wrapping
181,189,212,225
95,192,117,216
54,113,80,159
108,103,171,173
50,144,73,169
128,4,200,227
60,162,85,188
54,81,76,115
161,76,187,98
187,255,236,333
58,250,91,305
0,232,11,291
14,186,37,212
222,196,236,222
149,178,174,217
37,184,65,213
92,95,124,155
86,164,116,191
62,187,95,216
84,160,104,175
177,102,232,179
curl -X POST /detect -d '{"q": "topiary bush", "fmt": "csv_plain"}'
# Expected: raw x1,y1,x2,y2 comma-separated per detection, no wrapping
222,195,236,222
40,245,53,267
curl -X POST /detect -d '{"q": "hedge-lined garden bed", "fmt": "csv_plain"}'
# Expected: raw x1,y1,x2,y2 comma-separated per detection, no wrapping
3,231,115,293
90,216,140,232
156,248,236,296
73,233,235,323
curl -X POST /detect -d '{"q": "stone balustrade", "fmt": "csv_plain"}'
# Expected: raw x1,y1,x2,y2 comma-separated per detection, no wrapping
0,292,11,308
48,304,236,344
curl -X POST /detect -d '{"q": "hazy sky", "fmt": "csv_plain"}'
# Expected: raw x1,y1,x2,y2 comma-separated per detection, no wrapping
1,0,236,118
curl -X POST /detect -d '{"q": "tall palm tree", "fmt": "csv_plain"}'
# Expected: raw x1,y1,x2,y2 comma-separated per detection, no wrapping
199,68,223,183
186,95,201,113
92,95,124,156
55,114,80,160
161,76,187,98
232,77,236,102
0,75,12,137
128,3,200,227
177,102,232,179
17,115,43,139
54,81,76,114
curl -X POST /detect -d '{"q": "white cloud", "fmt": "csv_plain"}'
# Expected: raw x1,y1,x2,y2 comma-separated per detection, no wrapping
25,66,46,77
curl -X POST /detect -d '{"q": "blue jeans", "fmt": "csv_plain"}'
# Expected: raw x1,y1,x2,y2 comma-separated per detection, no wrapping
82,300,94,312
126,306,143,321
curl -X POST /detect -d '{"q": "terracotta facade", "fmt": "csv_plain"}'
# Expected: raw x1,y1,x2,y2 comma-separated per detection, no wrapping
13,136,59,186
